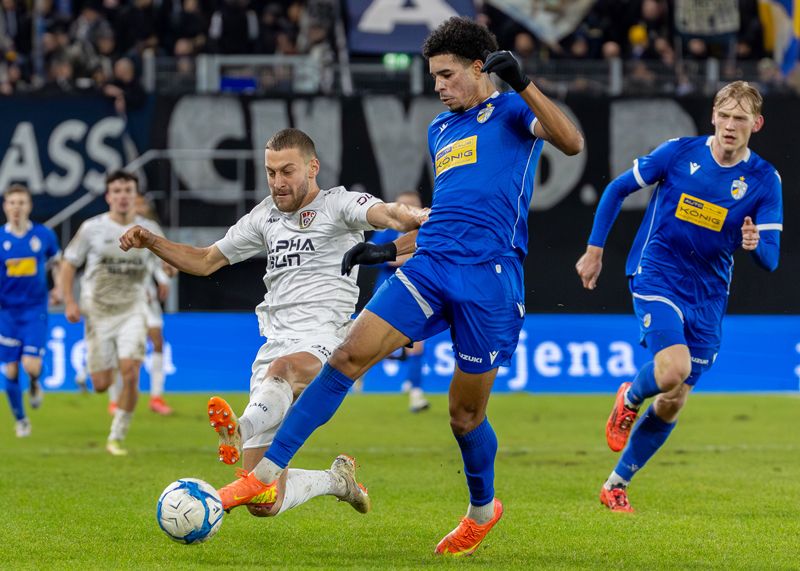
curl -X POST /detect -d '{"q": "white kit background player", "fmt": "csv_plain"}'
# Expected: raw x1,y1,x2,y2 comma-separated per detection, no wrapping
61,171,164,456
120,128,427,517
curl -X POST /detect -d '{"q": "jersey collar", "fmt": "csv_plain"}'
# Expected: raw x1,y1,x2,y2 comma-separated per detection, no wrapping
706,135,751,167
4,221,32,237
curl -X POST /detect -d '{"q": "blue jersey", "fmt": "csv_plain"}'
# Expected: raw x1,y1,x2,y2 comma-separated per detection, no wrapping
417,91,543,264
0,223,60,309
369,227,400,290
626,136,783,301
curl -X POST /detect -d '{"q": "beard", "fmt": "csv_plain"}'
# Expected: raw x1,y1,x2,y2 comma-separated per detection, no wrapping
272,178,309,213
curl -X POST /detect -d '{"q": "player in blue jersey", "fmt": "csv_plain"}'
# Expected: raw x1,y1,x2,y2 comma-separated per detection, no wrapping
575,81,782,512
367,191,430,413
0,185,61,437
216,17,583,556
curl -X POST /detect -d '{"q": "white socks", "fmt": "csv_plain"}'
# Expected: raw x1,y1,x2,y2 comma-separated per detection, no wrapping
150,352,164,397
604,471,630,490
108,370,122,403
109,409,133,441
467,501,495,525
239,376,293,444
253,458,285,484
276,469,344,515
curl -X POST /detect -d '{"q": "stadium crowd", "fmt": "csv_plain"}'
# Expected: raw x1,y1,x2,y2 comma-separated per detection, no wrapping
0,0,796,97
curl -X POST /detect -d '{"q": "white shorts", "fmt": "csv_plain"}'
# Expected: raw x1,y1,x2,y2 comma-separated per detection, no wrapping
84,311,147,374
145,298,163,329
242,331,345,450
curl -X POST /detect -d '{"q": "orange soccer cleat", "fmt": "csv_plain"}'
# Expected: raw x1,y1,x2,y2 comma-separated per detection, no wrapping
599,486,634,513
149,396,173,416
207,396,242,464
217,468,278,511
434,499,504,557
606,382,639,452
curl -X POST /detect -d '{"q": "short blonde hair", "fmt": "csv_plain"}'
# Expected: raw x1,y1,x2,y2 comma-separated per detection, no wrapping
713,81,763,117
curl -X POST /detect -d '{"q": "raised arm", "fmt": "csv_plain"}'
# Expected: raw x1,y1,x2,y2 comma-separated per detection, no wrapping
366,202,429,232
119,225,229,276
481,50,584,156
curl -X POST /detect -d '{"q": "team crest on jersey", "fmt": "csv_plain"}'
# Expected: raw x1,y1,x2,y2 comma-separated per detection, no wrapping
643,313,652,328
730,176,748,200
29,236,41,253
299,210,317,229
477,103,494,124
2,241,9,251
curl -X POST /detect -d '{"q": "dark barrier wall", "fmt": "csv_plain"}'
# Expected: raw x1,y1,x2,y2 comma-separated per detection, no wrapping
2,94,796,313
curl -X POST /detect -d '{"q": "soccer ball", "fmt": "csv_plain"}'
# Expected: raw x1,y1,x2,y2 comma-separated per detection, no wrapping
156,478,224,544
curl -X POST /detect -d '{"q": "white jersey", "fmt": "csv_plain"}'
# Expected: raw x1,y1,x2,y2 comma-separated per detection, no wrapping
64,213,164,317
215,186,382,338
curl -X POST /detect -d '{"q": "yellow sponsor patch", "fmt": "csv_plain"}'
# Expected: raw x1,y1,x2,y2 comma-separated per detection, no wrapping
5,257,37,277
674,193,728,232
435,135,477,177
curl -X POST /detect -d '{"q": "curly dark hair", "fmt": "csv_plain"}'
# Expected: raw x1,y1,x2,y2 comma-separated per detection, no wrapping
422,17,499,63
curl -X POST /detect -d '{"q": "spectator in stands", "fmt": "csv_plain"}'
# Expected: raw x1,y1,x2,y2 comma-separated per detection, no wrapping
0,0,31,57
173,36,196,84
115,0,161,56
0,59,25,94
69,1,105,47
208,0,259,54
173,0,206,52
40,55,74,93
103,57,145,114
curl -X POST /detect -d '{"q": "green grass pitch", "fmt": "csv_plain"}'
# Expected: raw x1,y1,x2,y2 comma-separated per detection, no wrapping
1,392,798,569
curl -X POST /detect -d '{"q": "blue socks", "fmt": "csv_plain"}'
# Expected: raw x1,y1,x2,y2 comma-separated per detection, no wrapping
405,353,423,388
455,417,498,507
627,361,660,406
265,363,354,469
4,373,25,421
615,405,676,481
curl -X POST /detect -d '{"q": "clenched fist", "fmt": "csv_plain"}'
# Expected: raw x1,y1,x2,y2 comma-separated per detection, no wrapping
119,225,156,251
741,216,759,251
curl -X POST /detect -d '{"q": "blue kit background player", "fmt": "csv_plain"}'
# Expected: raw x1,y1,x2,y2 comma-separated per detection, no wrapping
368,190,429,413
217,17,583,557
0,185,61,438
575,81,782,512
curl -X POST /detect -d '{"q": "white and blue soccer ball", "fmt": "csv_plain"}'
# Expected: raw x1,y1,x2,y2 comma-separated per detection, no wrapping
156,478,224,544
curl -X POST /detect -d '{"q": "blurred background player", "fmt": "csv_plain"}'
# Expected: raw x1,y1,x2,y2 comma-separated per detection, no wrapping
576,81,782,512
216,17,583,557
61,171,165,456
120,128,426,518
101,193,176,416
368,190,429,413
0,185,61,437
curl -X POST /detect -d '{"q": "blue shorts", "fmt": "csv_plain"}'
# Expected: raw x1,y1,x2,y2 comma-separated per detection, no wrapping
366,254,525,374
0,306,48,363
630,286,727,385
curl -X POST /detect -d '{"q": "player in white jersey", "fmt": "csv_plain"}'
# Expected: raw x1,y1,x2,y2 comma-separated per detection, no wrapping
120,128,427,518
61,171,164,456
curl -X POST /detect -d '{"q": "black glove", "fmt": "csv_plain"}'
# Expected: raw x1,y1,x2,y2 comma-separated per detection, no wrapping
341,241,397,276
481,50,530,93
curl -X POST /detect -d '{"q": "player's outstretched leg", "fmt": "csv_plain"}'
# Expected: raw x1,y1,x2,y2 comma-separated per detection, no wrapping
208,396,243,464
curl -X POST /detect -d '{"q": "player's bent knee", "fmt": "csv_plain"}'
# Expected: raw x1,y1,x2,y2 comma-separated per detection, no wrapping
267,358,295,382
